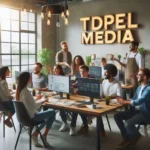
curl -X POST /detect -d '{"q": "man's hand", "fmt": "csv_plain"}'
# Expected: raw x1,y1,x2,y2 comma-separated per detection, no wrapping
116,97,125,104
46,66,52,74
130,73,137,78
35,95,43,100
64,62,70,68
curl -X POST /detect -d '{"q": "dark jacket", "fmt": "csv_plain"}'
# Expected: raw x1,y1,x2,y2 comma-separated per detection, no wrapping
55,50,72,66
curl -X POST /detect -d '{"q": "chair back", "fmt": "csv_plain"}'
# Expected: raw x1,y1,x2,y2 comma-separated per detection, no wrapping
13,101,36,126
0,102,6,111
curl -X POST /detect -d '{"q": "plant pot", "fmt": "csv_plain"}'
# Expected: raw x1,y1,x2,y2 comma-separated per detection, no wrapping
106,100,110,105
13,84,16,90
32,90,36,96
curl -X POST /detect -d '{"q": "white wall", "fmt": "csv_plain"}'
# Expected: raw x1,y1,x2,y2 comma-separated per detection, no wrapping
58,0,150,68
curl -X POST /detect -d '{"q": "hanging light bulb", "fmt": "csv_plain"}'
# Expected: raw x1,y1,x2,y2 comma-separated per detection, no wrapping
61,11,65,18
65,17,68,25
47,18,50,25
41,12,44,19
23,5,26,14
56,16,60,27
66,5,69,17
48,10,51,18
30,8,33,13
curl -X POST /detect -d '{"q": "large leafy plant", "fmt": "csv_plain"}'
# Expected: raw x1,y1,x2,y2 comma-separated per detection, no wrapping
38,48,53,75
138,47,145,55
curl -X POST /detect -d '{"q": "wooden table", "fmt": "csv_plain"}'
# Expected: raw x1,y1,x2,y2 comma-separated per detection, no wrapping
43,95,124,150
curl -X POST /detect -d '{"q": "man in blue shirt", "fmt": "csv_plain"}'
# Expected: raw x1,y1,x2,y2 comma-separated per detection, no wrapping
114,68,150,149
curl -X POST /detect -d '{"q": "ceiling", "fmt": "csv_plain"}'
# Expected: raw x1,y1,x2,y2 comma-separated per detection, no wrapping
35,0,98,5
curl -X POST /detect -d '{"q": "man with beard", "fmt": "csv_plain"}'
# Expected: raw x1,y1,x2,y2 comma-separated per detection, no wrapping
32,62,48,91
55,41,72,75
113,41,144,92
100,64,122,137
114,68,150,149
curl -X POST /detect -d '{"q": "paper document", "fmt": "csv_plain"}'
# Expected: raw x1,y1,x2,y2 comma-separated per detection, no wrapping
36,97,46,103
48,98,60,103
110,99,120,104
86,105,102,109
63,101,75,106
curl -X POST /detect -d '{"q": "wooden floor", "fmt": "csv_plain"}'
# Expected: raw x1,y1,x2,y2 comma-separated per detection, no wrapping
0,113,150,150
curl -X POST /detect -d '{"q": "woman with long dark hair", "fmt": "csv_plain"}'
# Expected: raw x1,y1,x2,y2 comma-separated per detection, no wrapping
0,66,15,128
16,72,55,148
70,55,85,78
52,65,69,132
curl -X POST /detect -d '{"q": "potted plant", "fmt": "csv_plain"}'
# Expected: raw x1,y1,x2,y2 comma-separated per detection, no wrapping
105,96,110,105
138,47,145,55
12,83,16,90
38,48,53,75
118,54,121,61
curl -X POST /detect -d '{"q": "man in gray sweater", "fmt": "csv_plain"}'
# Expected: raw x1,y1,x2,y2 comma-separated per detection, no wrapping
55,41,72,75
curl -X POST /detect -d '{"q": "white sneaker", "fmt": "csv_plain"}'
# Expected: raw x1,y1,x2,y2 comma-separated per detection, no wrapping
59,123,69,132
32,135,43,147
41,135,51,148
69,127,75,136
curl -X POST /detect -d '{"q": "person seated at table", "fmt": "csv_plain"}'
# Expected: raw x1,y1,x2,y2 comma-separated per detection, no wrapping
69,65,90,136
0,66,15,128
70,55,85,79
32,62,48,91
100,64,122,137
114,68,150,149
16,72,55,147
51,64,69,132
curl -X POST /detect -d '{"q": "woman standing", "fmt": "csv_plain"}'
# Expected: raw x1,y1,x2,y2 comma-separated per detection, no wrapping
0,66,15,127
16,72,55,147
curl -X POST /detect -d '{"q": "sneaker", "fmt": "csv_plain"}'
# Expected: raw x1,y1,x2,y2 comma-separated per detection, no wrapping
59,123,69,132
41,135,51,148
32,135,43,147
69,127,75,136
4,119,13,128
77,125,88,135
88,116,93,125
116,140,131,149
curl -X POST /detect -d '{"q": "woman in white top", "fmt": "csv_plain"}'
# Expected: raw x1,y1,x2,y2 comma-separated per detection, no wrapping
0,66,15,128
16,72,55,148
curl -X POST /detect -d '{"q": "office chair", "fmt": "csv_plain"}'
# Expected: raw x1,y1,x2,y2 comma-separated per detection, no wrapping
13,101,46,150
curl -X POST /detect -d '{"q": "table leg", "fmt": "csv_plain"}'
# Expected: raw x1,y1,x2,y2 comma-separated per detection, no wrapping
96,116,101,150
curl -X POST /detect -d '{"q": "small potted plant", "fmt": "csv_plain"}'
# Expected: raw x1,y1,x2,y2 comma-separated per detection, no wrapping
118,54,121,61
105,96,110,105
12,83,16,90
32,88,36,96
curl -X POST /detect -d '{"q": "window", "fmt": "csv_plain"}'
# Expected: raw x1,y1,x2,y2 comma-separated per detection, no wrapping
0,7,37,76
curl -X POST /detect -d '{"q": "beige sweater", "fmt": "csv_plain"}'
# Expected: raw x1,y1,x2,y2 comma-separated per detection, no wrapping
0,80,11,102
19,88,37,118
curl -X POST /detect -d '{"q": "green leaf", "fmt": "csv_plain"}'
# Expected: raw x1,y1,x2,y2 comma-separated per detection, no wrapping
38,48,53,75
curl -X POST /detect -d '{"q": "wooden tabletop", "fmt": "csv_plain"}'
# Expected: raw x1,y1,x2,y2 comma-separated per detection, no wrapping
43,95,124,117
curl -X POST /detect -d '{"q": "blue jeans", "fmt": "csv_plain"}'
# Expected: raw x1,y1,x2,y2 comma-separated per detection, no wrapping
1,100,15,115
114,109,147,140
34,109,55,131
60,110,67,123
70,112,88,127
